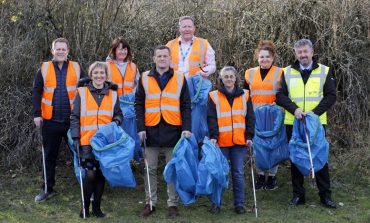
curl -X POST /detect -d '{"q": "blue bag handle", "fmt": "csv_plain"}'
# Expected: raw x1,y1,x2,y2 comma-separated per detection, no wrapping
255,104,284,138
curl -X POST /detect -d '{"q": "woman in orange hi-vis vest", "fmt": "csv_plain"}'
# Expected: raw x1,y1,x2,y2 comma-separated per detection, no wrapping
207,66,255,214
70,62,122,218
244,40,283,191
107,37,140,96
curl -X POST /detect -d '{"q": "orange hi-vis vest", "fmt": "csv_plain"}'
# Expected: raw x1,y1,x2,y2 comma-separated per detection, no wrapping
167,37,208,77
78,87,117,146
40,61,80,120
244,65,282,110
209,89,249,147
107,61,137,96
142,70,184,126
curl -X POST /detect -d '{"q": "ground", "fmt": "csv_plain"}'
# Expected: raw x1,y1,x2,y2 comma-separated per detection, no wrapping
1,157,370,223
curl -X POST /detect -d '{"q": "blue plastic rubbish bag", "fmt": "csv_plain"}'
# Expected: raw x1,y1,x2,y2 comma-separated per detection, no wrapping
91,122,136,187
163,135,199,205
119,93,143,162
195,137,229,206
289,113,329,176
253,104,289,170
67,130,85,183
187,76,212,144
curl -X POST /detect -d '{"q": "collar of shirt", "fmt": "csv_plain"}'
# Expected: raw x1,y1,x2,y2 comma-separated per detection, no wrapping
179,35,195,45
52,60,68,72
299,61,313,71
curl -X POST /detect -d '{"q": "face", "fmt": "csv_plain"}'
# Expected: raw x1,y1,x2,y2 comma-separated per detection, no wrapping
258,50,274,69
221,70,236,89
51,42,69,62
179,19,196,42
153,49,171,70
115,43,128,62
294,45,314,67
90,67,107,88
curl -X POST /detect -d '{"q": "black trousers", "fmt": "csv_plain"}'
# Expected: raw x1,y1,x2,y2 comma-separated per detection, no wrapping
286,125,332,199
41,120,70,190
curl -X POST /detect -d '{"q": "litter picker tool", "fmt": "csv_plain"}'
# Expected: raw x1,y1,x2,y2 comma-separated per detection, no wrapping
143,139,153,211
302,116,315,180
75,142,86,219
249,144,258,218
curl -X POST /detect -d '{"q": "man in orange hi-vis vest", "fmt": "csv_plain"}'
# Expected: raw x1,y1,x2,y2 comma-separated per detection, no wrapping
32,38,85,203
166,16,216,79
135,45,192,219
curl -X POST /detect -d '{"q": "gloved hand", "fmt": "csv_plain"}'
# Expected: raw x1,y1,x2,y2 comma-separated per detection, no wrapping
112,120,120,126
210,138,217,146
181,130,192,138
246,139,253,148
138,131,146,143
73,139,80,154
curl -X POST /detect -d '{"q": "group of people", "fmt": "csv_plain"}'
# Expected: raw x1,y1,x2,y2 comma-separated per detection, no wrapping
32,15,337,219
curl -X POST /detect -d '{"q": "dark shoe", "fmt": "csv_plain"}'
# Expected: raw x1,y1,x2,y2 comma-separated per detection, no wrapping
79,209,90,218
255,174,265,190
208,204,220,214
92,201,105,218
265,176,278,190
321,197,337,209
168,206,179,219
34,189,57,202
289,196,305,207
141,204,155,217
234,206,246,214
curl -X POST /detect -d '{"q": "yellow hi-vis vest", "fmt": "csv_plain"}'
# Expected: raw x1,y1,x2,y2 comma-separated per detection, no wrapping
283,64,329,125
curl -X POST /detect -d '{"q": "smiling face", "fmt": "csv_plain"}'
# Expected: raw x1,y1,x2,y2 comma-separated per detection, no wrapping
221,70,236,90
90,67,107,89
179,19,195,42
115,43,128,62
51,42,69,62
294,44,314,67
258,49,274,69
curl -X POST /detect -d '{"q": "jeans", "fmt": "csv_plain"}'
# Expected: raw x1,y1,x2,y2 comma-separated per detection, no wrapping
220,145,247,207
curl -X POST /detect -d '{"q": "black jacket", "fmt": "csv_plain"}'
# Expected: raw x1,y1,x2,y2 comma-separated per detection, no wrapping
207,85,255,145
70,80,123,139
32,60,86,123
135,68,191,147
276,59,336,124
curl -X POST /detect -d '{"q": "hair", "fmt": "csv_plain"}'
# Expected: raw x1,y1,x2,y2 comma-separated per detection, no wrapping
153,45,171,56
294,38,313,49
108,37,132,61
218,66,240,87
51,38,69,49
178,16,195,27
88,62,108,78
254,40,277,61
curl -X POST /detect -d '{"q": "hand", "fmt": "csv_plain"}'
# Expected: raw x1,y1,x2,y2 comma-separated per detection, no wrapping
182,130,192,138
294,108,305,120
210,139,217,145
34,117,43,129
246,140,253,148
112,120,120,126
138,131,146,143
73,139,80,154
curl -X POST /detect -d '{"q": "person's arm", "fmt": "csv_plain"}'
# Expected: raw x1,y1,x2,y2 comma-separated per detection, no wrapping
276,73,299,114
134,75,146,132
243,80,250,91
133,66,140,90
246,97,255,140
207,97,219,141
70,90,81,139
180,78,192,132
199,42,216,77
112,96,123,125
311,69,337,116
32,69,43,118
79,65,87,79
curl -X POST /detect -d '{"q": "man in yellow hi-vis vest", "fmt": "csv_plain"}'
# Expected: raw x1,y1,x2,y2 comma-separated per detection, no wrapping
276,39,337,209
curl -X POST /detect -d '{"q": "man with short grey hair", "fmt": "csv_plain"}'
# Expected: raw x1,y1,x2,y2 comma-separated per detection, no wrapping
276,38,337,208
166,16,216,78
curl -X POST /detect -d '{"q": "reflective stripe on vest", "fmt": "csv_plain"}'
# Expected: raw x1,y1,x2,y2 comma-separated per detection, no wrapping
244,65,282,110
40,61,80,120
79,87,117,146
209,89,249,147
107,62,137,96
142,70,184,126
283,64,328,125
167,37,208,77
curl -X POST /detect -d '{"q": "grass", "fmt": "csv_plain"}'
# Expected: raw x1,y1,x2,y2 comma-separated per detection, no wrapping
1,158,370,223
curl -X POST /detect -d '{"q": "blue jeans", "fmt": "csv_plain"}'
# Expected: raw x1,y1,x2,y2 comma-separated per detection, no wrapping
220,145,247,207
